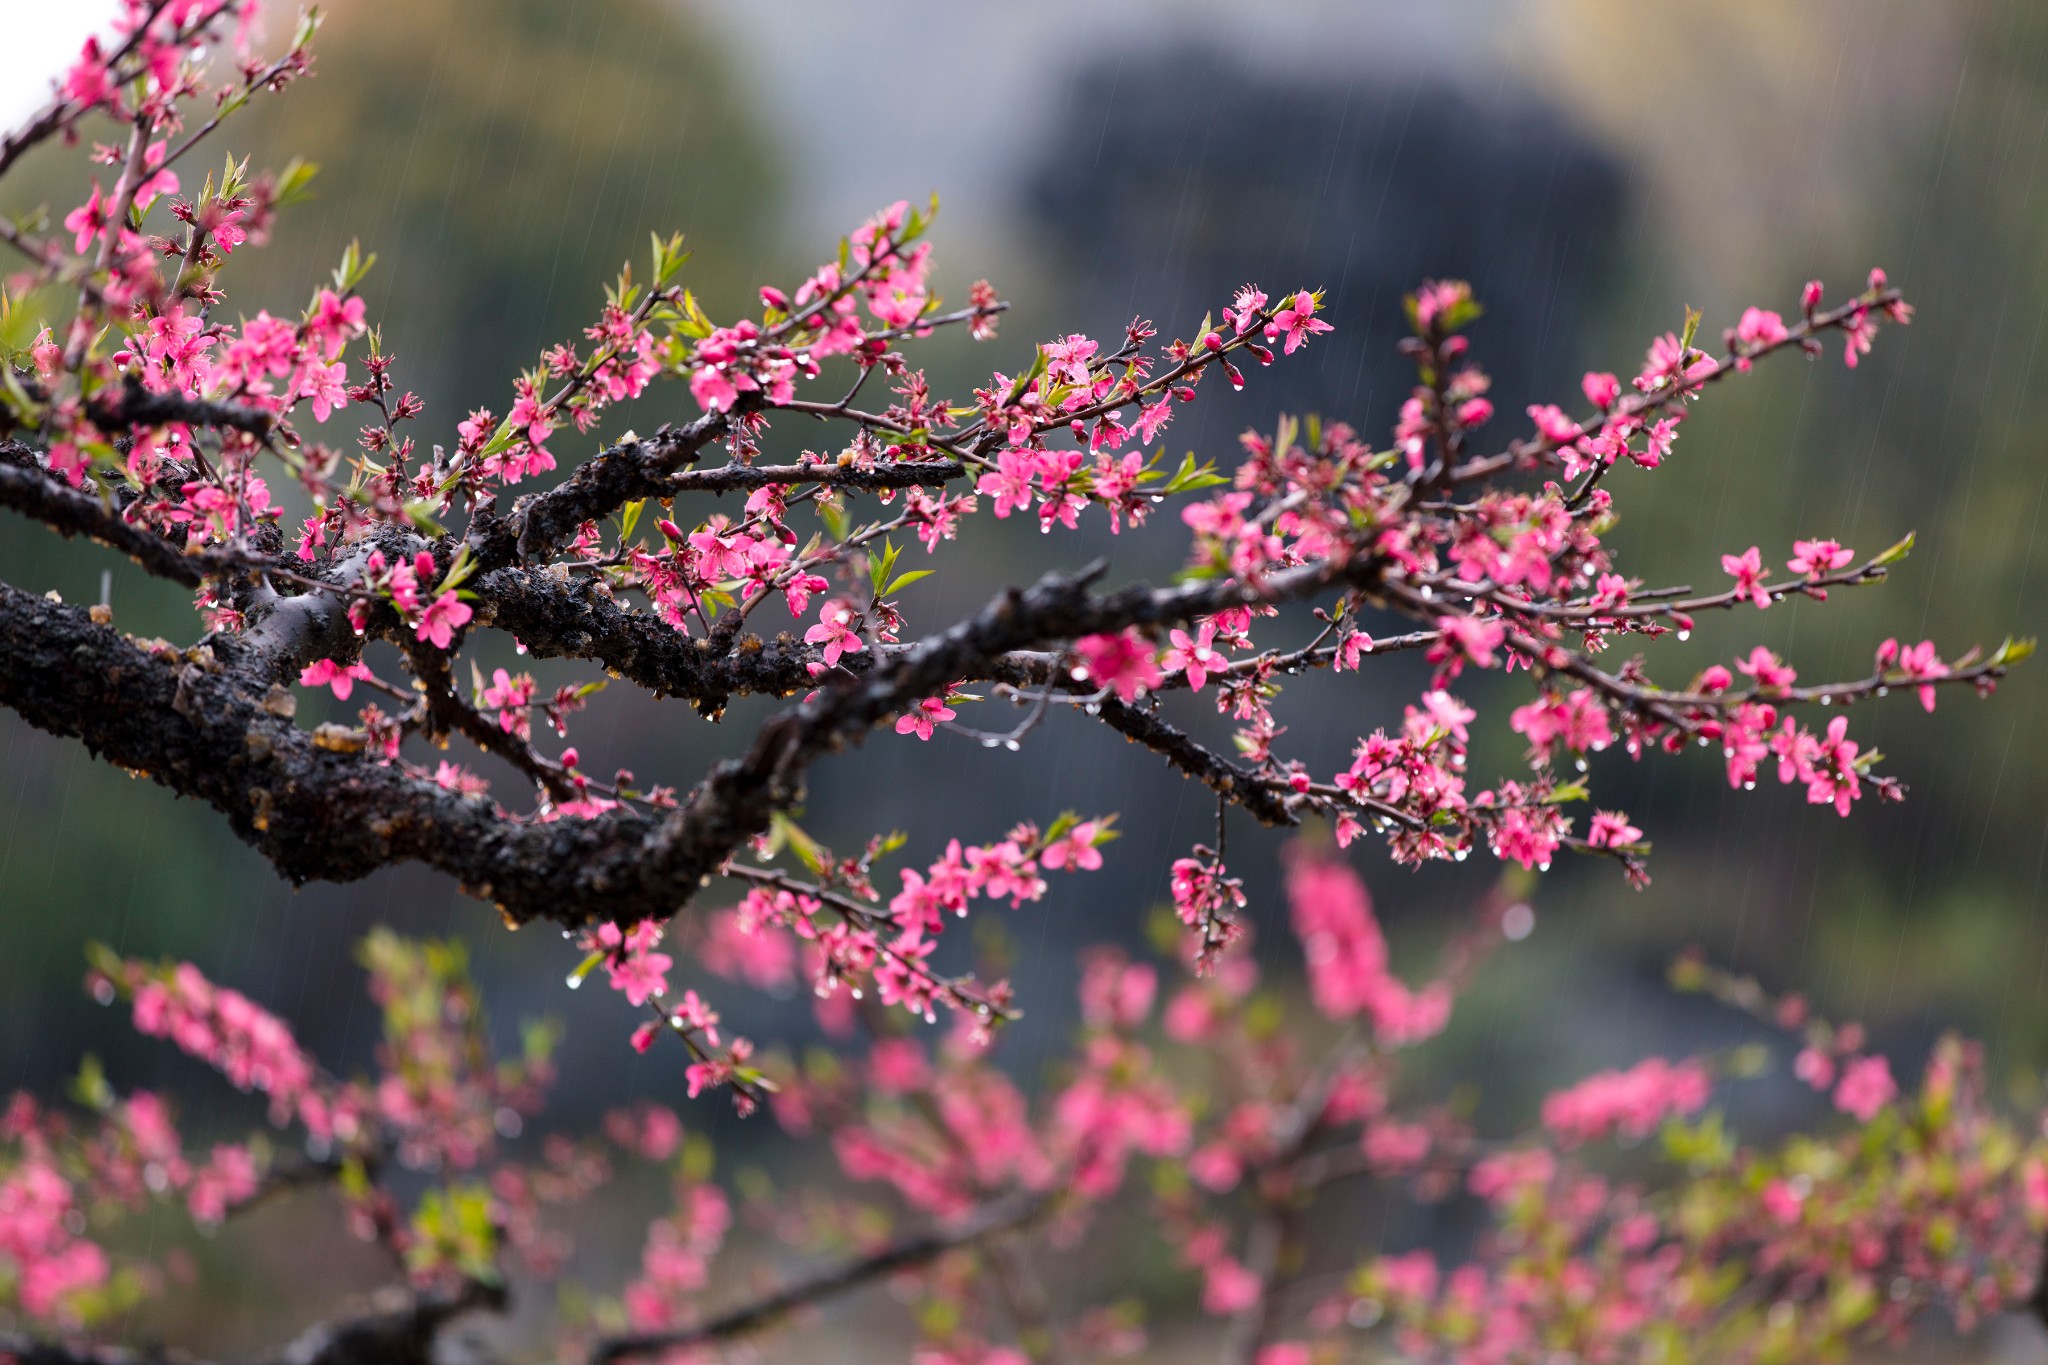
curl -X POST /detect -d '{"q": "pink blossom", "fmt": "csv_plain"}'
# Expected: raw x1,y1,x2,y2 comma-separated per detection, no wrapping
304,289,367,360
1788,538,1854,577
1721,546,1770,609
1761,1178,1804,1225
293,358,348,422
299,658,373,700
1586,810,1642,849
1832,1054,1896,1120
414,592,473,649
1161,623,1225,691
1072,630,1163,701
1879,637,1949,712
64,183,107,255
1582,370,1621,409
1223,284,1268,335
187,1144,258,1224
1363,1119,1431,1171
1202,1256,1261,1315
60,37,113,109
895,695,956,741
1426,614,1505,677
804,599,865,668
1374,1250,1440,1305
1541,1058,1711,1146
1265,290,1333,354
1733,306,1790,369
1040,821,1103,871
1734,646,1797,690
1806,715,1862,816
1793,1046,1835,1090
976,450,1039,520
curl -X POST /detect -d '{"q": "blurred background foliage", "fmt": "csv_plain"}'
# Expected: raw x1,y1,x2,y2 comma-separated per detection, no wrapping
0,0,2045,1358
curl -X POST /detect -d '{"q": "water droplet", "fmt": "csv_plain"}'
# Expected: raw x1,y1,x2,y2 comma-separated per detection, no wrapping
1453,847,1469,862
1697,737,1710,748
1083,703,1101,716
981,736,1001,748
850,988,863,1000
565,973,584,989
1501,903,1536,941
1004,739,1021,752
1574,758,1588,773
1537,861,1551,873
1743,781,1757,791
1819,695,1832,706
1677,630,1690,642
1876,686,1889,698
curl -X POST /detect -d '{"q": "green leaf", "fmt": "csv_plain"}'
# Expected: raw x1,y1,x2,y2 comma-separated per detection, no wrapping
1678,304,1704,355
882,568,932,596
1870,530,1916,567
676,289,714,340
330,238,376,294
69,1054,113,1112
435,543,477,594
649,230,690,286
770,812,828,876
1992,635,2037,667
867,540,902,596
1006,346,1050,404
271,157,319,209
617,498,645,544
819,499,850,543
1161,452,1227,495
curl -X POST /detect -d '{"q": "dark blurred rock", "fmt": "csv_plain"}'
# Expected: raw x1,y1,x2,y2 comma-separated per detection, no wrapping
1025,48,1628,436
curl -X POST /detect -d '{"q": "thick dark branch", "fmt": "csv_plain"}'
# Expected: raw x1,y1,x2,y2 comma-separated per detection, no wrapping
403,640,581,803
665,456,963,496
593,555,1377,919
0,459,213,588
87,375,278,440
592,1193,1046,1362
1087,695,1299,826
471,566,828,715
0,1279,503,1365
272,1279,506,1365
0,546,1378,925
0,1334,211,1365
0,578,662,923
494,416,732,567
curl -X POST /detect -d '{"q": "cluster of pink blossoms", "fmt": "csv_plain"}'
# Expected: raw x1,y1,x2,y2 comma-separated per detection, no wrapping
1539,1058,1713,1146
1283,845,1452,1045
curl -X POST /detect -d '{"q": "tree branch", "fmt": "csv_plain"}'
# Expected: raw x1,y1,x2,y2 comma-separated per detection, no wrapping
591,1193,1047,1362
